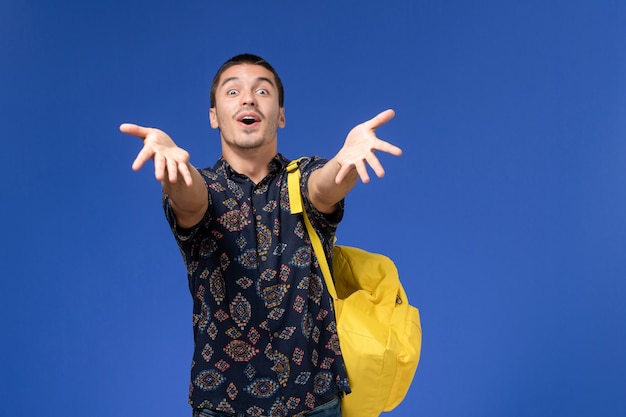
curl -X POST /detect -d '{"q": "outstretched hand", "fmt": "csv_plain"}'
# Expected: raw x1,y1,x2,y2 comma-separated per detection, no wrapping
334,109,403,184
120,123,194,187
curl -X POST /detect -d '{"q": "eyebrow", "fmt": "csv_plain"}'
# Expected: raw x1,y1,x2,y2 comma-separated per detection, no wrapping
220,76,276,88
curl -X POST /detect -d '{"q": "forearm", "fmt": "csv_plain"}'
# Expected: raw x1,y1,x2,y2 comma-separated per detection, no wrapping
308,158,359,214
163,164,208,228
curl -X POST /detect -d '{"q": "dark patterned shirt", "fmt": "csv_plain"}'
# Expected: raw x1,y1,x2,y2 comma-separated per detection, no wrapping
163,154,350,417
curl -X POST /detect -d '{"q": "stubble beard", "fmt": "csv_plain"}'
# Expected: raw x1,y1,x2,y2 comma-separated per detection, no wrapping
223,121,279,153
223,131,271,151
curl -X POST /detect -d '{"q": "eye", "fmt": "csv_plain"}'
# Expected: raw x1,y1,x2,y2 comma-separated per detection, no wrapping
256,88,269,95
227,89,238,95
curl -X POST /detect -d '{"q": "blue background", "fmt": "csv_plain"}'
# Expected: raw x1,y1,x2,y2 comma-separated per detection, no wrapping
2,1,625,416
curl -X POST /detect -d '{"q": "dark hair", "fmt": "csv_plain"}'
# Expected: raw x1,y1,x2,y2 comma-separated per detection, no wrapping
210,53,284,108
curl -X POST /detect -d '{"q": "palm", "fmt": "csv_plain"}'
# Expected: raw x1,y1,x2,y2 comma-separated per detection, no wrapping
120,123,193,186
334,109,403,184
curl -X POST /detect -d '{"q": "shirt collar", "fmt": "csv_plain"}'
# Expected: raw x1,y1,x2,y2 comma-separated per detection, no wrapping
214,153,290,181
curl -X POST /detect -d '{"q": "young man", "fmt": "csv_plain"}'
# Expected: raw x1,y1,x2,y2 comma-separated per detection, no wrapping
120,54,402,417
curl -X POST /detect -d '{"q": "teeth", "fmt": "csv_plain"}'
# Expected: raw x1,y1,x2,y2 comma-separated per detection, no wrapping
242,117,256,125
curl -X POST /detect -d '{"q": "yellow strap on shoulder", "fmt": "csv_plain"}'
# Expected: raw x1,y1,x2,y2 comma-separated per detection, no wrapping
286,159,304,215
286,158,338,300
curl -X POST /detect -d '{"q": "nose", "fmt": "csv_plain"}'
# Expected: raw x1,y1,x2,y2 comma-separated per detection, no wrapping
241,89,256,107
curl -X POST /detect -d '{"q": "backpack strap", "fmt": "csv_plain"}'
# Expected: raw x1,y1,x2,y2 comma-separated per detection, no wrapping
286,158,304,215
286,159,339,301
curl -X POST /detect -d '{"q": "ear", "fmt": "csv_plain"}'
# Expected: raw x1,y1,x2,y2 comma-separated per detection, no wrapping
278,107,286,128
209,107,219,129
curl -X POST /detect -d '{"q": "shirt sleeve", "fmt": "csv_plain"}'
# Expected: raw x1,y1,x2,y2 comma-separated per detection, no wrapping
162,168,213,246
298,156,344,240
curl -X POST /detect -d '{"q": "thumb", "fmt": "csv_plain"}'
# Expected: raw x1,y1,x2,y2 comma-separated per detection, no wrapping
366,109,395,130
120,123,151,139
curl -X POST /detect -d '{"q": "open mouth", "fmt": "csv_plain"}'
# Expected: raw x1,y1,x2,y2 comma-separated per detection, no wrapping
238,113,261,126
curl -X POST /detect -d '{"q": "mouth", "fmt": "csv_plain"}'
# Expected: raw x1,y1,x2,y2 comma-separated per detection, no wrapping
237,113,261,127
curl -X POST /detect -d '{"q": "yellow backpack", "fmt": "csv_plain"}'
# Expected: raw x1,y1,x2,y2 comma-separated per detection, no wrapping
287,159,422,417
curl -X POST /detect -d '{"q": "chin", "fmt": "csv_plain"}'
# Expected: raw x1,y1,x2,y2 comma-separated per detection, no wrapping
235,137,266,150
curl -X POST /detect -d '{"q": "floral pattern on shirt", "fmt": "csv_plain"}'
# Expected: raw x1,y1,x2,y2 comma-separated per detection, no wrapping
163,154,350,417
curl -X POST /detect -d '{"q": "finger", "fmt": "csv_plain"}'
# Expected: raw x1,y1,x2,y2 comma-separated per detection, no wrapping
334,164,353,185
366,154,386,178
355,160,371,184
153,153,166,181
178,163,194,187
364,109,395,130
167,158,179,184
335,167,347,184
374,139,403,156
132,145,156,171
120,123,151,139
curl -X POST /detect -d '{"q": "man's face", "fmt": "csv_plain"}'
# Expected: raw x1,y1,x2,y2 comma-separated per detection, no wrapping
209,64,285,152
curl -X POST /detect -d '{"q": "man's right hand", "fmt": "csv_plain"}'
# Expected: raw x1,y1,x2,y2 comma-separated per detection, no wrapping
120,123,208,228
120,123,194,187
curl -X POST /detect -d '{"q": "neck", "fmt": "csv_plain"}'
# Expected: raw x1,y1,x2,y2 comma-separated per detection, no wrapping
221,144,277,184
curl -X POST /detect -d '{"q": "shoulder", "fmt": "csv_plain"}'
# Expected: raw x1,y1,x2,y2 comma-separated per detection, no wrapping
286,155,328,174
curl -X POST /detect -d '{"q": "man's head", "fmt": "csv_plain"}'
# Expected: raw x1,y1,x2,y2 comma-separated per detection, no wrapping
208,54,286,156
210,54,284,108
